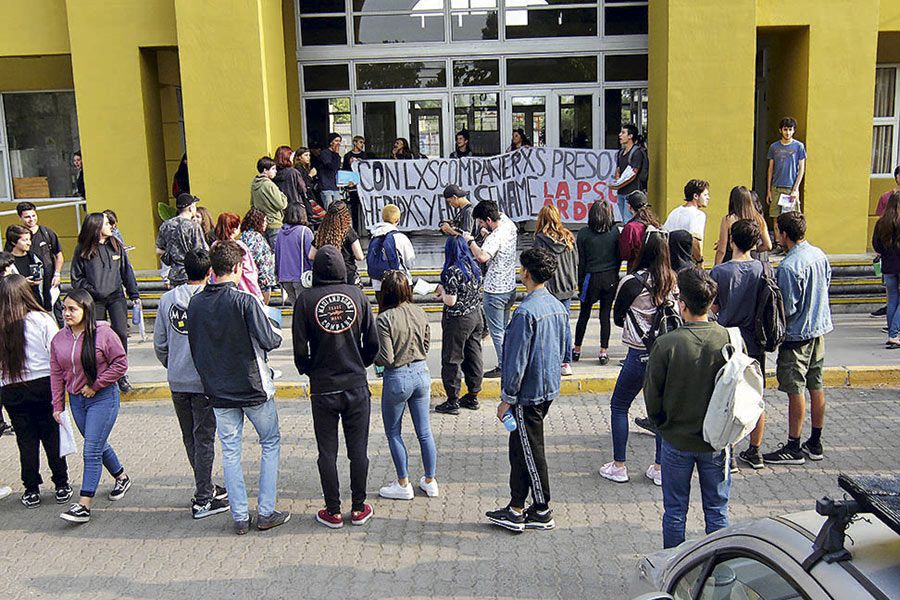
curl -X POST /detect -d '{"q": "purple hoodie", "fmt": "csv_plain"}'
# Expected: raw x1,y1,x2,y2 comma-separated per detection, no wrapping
50,322,128,412
275,223,313,282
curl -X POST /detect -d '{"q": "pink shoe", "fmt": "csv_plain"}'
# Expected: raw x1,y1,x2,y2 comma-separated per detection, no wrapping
599,461,629,483
645,464,662,486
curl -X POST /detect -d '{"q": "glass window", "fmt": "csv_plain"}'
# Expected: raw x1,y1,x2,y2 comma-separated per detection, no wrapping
671,562,705,600
451,7,499,41
3,92,81,199
356,61,447,89
604,88,647,148
875,67,897,117
507,56,597,85
300,0,345,13
305,97,352,150
454,93,500,155
409,99,444,157
873,124,894,174
353,0,444,11
300,17,348,46
303,64,351,92
697,557,803,600
559,94,593,148
511,95,546,147
505,7,597,39
872,66,900,174
354,14,445,43
453,59,500,86
605,54,649,82
604,1,649,36
361,100,398,158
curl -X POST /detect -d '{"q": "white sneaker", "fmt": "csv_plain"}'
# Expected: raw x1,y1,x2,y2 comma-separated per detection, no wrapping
0,485,11,500
379,481,414,500
599,461,628,483
419,476,439,498
561,363,573,376
645,464,662,486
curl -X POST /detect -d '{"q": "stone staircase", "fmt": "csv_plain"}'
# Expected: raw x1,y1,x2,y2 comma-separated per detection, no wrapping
61,258,885,321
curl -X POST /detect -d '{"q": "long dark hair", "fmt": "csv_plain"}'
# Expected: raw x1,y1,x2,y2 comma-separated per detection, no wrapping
441,235,481,284
627,191,660,227
65,289,99,385
875,191,900,252
0,275,46,383
78,212,120,259
588,201,615,233
380,271,413,311
314,201,352,249
634,231,676,305
728,185,765,228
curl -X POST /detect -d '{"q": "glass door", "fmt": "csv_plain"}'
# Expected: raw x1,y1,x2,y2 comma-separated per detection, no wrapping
406,97,446,158
555,91,598,149
506,93,547,150
356,97,399,158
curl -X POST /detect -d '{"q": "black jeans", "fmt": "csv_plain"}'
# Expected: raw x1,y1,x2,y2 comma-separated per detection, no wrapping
311,386,371,514
2,378,68,492
441,310,483,402
94,296,129,353
574,269,619,348
172,392,217,503
509,400,553,510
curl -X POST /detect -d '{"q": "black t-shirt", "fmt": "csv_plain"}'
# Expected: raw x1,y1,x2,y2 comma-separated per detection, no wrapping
13,253,43,303
342,229,360,284
616,146,646,195
451,204,475,237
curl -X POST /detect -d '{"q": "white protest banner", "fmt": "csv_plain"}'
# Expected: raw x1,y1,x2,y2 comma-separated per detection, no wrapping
352,147,622,231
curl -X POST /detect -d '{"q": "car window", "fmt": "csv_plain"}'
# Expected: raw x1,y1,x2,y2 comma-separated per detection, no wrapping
672,563,705,600
698,557,804,600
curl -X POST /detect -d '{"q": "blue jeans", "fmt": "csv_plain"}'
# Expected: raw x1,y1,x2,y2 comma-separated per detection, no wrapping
69,385,124,498
610,347,661,463
617,194,629,223
562,298,573,363
381,361,437,480
660,439,731,548
320,190,341,209
214,398,281,521
885,273,900,338
484,289,516,365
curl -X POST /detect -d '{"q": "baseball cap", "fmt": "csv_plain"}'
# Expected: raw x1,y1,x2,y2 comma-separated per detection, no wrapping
176,193,198,210
443,184,468,199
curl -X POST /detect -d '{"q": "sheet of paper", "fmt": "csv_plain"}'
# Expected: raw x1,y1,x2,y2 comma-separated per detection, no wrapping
778,193,795,208
613,165,635,187
413,278,438,296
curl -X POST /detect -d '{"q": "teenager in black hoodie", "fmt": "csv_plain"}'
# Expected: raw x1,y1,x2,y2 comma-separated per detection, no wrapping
292,245,378,529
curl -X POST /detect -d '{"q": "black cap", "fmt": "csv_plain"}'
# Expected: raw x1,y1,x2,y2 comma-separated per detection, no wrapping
176,193,198,211
443,184,468,199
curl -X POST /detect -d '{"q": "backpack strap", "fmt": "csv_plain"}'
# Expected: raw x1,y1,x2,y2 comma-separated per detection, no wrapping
625,271,653,339
722,326,743,360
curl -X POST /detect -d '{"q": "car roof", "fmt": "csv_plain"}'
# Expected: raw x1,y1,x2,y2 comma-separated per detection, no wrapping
781,510,900,598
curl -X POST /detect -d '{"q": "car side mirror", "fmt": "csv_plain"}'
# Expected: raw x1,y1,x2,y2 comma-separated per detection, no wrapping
631,594,675,600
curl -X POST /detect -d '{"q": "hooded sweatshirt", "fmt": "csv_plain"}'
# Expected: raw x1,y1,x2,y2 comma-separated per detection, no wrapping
70,239,140,301
369,222,415,291
292,245,379,395
250,174,288,230
275,223,313,283
272,165,306,206
533,233,578,301
49,322,128,412
153,283,205,394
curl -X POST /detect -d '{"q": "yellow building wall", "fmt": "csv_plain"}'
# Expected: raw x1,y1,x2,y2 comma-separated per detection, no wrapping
0,1,70,56
757,0,880,253
649,0,757,257
174,0,291,220
283,0,302,148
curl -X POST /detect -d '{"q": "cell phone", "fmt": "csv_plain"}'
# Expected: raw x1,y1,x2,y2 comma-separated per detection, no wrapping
29,263,43,281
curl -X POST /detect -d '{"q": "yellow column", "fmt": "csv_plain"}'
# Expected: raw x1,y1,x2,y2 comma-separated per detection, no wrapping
65,0,177,269
174,0,291,216
648,0,757,255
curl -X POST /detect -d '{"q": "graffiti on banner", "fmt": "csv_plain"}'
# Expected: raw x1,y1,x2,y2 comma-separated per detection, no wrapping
352,147,620,231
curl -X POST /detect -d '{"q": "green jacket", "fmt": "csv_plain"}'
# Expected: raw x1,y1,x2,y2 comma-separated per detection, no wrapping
643,321,731,453
250,175,288,230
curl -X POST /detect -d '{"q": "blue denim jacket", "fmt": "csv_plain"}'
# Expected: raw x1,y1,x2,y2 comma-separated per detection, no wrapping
777,241,833,342
501,288,570,406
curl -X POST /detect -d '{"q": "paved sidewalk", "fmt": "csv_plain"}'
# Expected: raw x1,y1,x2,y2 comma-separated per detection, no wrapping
0,387,893,599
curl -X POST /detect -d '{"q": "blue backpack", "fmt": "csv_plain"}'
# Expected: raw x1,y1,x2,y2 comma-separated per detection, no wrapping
367,230,402,280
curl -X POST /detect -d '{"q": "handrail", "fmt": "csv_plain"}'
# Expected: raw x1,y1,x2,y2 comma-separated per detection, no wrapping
0,198,87,228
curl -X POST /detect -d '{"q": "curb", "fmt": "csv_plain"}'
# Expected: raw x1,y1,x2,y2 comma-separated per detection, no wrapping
122,365,900,402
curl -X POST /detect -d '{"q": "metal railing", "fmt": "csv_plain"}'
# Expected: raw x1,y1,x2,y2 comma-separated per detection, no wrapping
0,198,87,228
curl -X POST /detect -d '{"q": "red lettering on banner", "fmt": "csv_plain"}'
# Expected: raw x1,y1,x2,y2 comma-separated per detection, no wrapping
576,181,592,200
558,199,570,219
573,200,588,221
555,182,571,201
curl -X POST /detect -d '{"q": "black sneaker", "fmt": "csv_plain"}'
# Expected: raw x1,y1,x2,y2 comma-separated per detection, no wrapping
871,305,887,317
729,455,740,474
55,485,74,504
21,490,40,509
459,394,480,410
118,376,133,394
192,497,230,519
60,503,90,523
214,485,228,501
485,506,525,532
523,505,555,530
801,440,824,461
634,416,658,434
257,510,291,531
234,518,251,535
763,444,806,465
483,367,502,379
109,475,132,501
737,448,764,470
434,400,460,415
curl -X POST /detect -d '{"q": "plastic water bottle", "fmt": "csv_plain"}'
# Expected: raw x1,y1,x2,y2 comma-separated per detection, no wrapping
502,410,517,432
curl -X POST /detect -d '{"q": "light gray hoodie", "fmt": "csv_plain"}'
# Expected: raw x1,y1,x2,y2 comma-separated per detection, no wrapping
154,283,205,394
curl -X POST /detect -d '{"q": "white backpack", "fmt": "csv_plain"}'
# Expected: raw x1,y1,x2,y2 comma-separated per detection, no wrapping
703,327,765,451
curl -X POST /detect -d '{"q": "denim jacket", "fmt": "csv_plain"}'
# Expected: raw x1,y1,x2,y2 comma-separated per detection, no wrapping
501,288,570,406
777,241,833,342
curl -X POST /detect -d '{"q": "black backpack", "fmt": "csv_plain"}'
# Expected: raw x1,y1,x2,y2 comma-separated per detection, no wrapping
627,271,682,350
754,262,786,352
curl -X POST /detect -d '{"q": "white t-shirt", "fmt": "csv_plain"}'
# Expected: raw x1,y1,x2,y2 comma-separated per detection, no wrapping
481,214,518,294
664,205,707,241
0,311,58,386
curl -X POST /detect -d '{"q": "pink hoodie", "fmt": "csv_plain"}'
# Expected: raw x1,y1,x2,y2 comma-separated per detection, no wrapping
49,322,128,412
210,239,263,300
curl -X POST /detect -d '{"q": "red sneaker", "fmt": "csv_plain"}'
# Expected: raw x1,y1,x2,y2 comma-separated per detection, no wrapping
315,509,343,529
351,503,373,526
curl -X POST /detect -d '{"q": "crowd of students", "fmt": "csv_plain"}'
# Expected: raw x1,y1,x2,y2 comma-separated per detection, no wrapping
2,119,891,549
